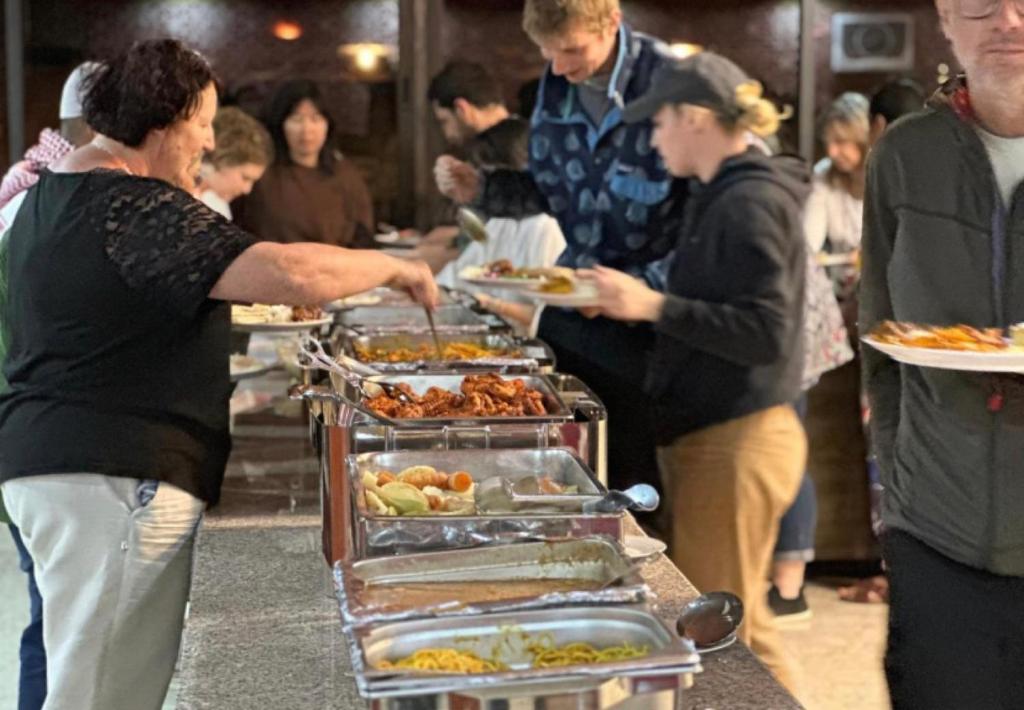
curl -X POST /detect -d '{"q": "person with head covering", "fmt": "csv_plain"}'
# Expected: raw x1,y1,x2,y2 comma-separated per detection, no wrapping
0,40,435,710
0,62,97,226
585,51,808,692
233,79,374,247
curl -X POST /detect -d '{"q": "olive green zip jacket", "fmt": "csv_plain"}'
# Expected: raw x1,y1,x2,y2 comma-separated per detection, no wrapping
861,86,1024,575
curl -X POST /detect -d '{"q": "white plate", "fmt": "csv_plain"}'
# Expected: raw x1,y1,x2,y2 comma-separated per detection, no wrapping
622,534,667,560
374,231,420,248
232,316,333,333
528,283,601,308
324,293,384,310
229,355,278,381
861,336,1024,373
817,252,858,267
458,266,548,291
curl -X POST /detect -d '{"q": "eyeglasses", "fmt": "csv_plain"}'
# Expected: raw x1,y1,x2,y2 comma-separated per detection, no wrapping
958,0,1024,19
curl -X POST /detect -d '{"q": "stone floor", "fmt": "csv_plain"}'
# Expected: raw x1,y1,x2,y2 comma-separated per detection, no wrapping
779,581,890,710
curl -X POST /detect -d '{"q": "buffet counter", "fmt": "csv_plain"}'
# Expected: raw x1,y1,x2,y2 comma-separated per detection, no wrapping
173,372,799,709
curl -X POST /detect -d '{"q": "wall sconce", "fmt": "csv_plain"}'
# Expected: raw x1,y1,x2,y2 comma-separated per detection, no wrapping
338,43,397,81
272,20,303,41
668,42,703,59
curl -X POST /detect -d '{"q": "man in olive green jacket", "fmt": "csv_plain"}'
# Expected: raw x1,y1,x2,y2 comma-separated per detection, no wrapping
860,2,1024,708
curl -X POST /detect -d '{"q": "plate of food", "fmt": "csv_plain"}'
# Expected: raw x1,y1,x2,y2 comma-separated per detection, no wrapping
527,273,601,308
459,260,565,290
231,304,332,332
862,321,1024,372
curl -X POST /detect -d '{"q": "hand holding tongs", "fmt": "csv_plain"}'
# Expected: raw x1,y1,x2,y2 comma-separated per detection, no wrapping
297,335,412,403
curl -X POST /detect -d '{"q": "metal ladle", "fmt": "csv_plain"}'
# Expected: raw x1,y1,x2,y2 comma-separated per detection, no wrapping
581,483,660,514
457,207,489,243
676,591,744,652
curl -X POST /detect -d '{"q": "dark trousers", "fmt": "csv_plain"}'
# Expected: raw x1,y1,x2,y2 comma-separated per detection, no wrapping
9,524,47,710
884,529,1024,710
537,309,659,494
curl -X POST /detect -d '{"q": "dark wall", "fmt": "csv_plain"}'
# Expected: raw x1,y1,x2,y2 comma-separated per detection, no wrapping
4,0,953,199
442,0,951,154
14,0,404,220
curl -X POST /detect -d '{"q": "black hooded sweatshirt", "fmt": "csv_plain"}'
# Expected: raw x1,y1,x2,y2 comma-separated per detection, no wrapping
646,147,810,445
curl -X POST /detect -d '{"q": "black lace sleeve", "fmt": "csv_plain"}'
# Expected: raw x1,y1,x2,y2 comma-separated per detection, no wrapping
102,177,257,318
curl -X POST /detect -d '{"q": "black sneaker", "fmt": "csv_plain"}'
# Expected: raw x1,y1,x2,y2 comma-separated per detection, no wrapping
768,585,812,624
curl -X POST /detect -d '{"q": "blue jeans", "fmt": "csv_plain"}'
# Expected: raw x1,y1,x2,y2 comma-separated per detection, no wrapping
773,395,817,561
9,524,46,710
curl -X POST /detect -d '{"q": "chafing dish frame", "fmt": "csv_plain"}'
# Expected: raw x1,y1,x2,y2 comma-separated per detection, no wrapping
334,331,556,374
334,537,650,628
346,448,623,558
348,603,701,700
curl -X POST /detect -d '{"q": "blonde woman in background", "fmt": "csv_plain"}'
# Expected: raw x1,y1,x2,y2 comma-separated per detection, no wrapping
198,106,273,219
804,92,870,303
585,53,808,692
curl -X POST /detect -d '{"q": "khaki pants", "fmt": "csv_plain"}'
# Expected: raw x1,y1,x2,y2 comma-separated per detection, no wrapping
658,405,806,694
3,474,204,710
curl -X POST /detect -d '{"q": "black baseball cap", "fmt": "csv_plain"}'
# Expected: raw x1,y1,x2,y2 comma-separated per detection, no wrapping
623,51,752,124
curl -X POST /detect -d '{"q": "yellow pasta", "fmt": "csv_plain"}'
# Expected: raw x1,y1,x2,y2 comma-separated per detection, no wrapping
528,640,650,668
374,638,649,674
376,648,508,674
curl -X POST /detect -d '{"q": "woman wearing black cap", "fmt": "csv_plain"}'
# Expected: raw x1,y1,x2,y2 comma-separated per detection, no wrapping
584,51,808,692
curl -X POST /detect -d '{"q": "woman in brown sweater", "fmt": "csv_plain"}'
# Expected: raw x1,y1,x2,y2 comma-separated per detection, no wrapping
235,80,374,247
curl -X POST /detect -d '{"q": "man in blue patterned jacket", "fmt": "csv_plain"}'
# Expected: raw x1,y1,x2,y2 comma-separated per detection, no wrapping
436,0,687,504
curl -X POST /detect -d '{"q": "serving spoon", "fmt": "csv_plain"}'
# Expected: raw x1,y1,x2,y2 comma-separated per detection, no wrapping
676,591,744,652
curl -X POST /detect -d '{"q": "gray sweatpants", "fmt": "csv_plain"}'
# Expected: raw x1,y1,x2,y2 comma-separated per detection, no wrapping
3,474,204,710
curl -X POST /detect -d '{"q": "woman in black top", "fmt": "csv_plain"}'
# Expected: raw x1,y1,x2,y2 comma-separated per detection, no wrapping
0,40,435,710
585,53,808,691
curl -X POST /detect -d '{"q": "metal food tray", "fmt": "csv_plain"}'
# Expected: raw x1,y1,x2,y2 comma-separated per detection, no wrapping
350,604,701,699
326,287,459,311
348,448,622,557
338,305,499,335
332,372,574,427
338,332,554,373
335,537,650,628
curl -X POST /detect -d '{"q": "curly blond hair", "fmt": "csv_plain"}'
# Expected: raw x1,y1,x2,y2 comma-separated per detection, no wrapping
523,0,620,39
206,106,274,169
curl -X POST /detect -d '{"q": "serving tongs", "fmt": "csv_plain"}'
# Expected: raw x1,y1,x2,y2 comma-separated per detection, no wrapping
297,335,413,404
475,477,660,514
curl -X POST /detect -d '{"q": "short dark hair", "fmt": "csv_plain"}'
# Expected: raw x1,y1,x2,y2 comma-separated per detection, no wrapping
466,119,530,170
869,79,925,125
427,61,504,110
82,39,216,148
263,80,337,173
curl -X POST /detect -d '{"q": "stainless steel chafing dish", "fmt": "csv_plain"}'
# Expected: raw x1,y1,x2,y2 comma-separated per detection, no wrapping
333,331,556,374
325,286,461,311
346,448,621,558
334,537,649,628
337,304,505,335
348,604,701,701
297,373,607,563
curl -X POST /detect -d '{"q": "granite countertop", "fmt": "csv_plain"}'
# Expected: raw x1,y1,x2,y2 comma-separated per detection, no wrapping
175,371,800,710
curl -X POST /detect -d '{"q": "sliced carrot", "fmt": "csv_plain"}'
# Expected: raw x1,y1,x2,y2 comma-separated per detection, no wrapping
376,471,396,485
448,470,474,492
